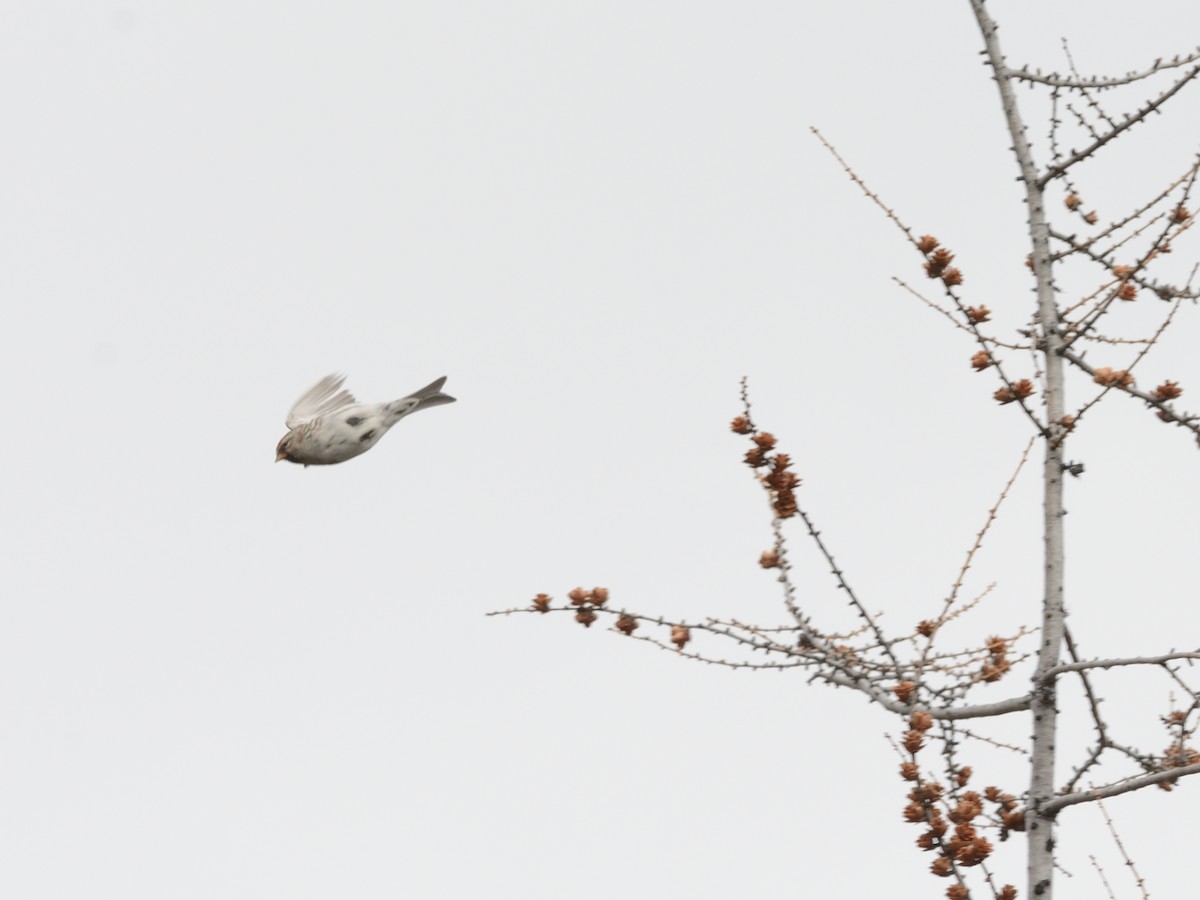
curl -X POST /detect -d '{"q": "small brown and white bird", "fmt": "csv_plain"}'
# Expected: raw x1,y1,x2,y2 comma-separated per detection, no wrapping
276,374,456,466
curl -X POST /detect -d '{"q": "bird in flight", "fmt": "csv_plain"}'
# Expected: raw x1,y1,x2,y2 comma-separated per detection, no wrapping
276,374,455,466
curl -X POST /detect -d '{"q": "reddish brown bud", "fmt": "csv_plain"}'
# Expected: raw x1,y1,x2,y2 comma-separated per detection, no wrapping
917,235,940,253
1171,205,1190,224
1117,281,1137,301
965,305,990,324
568,587,590,606
925,247,955,278
949,798,982,823
752,432,777,450
766,469,800,491
900,761,920,781
1001,809,1025,831
1155,380,1183,400
947,885,969,900
958,836,993,866
999,886,1018,900
1092,367,1135,388
893,681,916,703
1065,193,1081,210
956,767,972,787
942,268,964,287
773,489,798,519
970,351,991,371
1112,264,1133,277
931,856,953,878
980,659,1011,682
904,802,927,823
1059,414,1076,431
616,613,638,636
575,609,597,627
916,619,937,637
590,587,609,606
744,447,769,468
910,782,944,803
730,416,753,434
532,593,552,613
910,711,934,732
759,549,781,569
903,730,925,754
1083,211,1098,225
670,625,691,650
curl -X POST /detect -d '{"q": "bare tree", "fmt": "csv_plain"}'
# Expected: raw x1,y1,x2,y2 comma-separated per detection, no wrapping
493,4,1200,897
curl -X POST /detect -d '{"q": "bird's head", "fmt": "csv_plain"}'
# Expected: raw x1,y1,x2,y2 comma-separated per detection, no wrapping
275,435,293,463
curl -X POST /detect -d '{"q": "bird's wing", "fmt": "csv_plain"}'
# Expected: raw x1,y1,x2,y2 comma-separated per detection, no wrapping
286,374,358,429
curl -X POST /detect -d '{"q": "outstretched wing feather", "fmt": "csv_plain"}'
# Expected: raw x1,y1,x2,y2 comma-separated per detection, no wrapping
286,374,358,429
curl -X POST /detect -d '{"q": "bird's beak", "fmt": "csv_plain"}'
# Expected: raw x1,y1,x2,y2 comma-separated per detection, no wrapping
276,449,287,462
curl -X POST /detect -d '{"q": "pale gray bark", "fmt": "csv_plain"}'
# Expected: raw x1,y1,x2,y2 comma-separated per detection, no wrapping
969,2,1068,895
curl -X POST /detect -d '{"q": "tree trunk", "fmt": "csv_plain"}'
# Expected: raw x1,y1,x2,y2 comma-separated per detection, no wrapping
968,2,1068,895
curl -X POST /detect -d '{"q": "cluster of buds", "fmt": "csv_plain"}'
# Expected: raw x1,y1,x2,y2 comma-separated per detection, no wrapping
732,417,801,520
979,635,1012,683
918,235,964,287
916,619,938,638
965,305,990,324
903,785,996,877
766,453,799,518
1117,281,1138,301
902,710,935,754
1156,708,1200,790
983,786,1026,839
900,762,1016,896
1092,367,1135,389
567,586,609,627
993,379,1035,406
970,350,992,371
1170,205,1191,224
615,613,638,636
743,430,775,467
568,586,608,607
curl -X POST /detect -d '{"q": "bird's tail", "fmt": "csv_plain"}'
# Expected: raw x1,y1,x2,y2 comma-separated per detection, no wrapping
408,376,456,412
385,376,456,424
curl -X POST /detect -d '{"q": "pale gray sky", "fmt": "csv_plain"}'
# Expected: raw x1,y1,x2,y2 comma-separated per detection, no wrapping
3,3,1199,898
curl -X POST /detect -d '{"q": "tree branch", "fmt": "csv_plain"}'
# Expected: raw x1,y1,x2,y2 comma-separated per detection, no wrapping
1044,764,1200,816
1043,651,1200,681
1010,48,1200,89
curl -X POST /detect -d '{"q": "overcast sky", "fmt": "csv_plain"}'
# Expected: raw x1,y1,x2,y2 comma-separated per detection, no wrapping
4,3,1200,898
